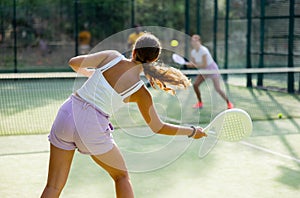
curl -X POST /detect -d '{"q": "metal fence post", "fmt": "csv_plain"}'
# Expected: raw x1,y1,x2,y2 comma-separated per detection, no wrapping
13,0,17,73
196,0,201,35
74,0,79,56
257,0,265,87
246,0,252,87
131,0,135,27
184,0,190,69
288,0,295,93
213,0,218,62
224,0,230,81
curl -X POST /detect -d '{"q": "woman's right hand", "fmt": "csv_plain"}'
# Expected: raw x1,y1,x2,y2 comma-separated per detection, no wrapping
192,127,207,139
185,62,196,68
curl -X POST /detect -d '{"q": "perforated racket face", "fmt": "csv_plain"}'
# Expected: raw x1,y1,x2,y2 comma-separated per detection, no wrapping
172,54,186,65
199,109,252,158
205,109,253,142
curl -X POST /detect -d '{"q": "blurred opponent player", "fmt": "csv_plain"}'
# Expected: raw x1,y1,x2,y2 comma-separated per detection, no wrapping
185,34,234,109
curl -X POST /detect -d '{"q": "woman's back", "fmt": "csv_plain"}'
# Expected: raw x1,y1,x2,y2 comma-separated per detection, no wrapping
76,53,144,115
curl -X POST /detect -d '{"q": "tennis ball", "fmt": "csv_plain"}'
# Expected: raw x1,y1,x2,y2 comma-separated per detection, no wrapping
170,39,179,47
277,113,283,119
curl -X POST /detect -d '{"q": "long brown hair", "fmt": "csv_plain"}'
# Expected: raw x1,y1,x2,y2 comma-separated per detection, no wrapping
133,33,191,95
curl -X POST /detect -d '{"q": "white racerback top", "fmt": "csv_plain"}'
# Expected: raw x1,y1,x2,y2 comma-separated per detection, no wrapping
76,56,144,116
191,45,214,66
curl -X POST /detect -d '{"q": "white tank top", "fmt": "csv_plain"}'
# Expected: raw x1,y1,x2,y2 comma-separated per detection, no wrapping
77,56,144,116
191,45,214,66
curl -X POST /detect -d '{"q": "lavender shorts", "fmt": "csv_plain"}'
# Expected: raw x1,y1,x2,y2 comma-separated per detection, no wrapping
48,94,115,155
202,62,220,79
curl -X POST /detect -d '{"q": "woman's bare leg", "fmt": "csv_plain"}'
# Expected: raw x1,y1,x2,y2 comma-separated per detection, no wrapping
212,77,229,103
193,74,205,102
91,145,134,198
41,144,75,198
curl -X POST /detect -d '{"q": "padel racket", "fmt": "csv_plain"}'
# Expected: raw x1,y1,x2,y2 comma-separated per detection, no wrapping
172,53,187,65
199,108,252,158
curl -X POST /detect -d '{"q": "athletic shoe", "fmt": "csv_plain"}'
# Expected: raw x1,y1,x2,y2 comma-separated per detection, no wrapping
227,102,234,109
193,102,203,109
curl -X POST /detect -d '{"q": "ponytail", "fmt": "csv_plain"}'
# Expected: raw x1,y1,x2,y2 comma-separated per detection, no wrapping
143,62,191,95
133,33,191,94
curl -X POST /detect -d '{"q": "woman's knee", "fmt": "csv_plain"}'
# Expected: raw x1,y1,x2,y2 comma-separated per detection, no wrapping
193,83,199,90
41,184,63,198
110,170,130,182
215,87,222,93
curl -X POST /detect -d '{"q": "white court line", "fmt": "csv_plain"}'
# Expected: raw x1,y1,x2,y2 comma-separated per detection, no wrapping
240,141,300,164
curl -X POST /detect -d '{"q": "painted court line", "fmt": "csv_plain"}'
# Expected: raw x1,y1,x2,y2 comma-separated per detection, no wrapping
0,150,49,157
137,115,300,164
160,116,300,164
240,141,300,164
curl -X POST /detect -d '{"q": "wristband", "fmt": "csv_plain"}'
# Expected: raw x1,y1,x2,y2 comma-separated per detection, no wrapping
188,126,196,138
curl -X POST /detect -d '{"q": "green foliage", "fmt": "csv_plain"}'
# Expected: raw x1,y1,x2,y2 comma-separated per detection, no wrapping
0,0,131,42
0,0,249,42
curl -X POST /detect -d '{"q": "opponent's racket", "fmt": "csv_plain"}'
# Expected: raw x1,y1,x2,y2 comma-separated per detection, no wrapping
172,53,187,65
199,108,252,158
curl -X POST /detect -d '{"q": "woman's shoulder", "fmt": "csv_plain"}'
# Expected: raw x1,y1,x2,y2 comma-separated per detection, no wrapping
200,45,207,50
200,45,211,54
102,50,122,59
126,84,152,103
95,50,123,68
201,45,210,51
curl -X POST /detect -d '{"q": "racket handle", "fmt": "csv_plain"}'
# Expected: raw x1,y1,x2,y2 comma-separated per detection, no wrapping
202,126,217,137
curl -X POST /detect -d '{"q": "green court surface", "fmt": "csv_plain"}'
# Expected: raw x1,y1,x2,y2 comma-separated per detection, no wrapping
0,118,300,198
0,76,299,197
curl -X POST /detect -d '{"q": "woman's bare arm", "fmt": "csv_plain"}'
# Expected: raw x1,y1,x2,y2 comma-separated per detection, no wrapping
68,50,120,77
128,86,206,139
186,54,208,69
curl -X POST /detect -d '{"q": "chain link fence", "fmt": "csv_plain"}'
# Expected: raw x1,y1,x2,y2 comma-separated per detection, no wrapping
0,0,299,92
